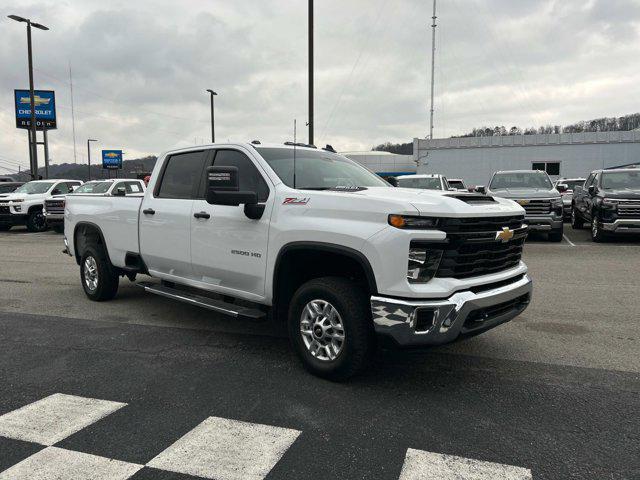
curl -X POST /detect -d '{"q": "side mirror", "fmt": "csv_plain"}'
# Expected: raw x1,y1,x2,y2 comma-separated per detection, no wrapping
51,188,61,195
588,185,596,196
556,183,568,193
205,166,264,219
476,185,486,194
112,186,126,196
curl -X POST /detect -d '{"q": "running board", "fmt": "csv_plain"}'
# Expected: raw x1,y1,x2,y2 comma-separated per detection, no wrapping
137,282,266,321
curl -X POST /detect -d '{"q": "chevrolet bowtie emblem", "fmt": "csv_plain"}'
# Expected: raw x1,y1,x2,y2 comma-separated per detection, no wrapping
517,199,529,206
496,227,514,243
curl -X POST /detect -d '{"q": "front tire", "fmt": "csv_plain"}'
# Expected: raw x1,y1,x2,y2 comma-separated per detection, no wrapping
571,207,584,229
288,277,375,381
26,208,47,232
80,246,119,301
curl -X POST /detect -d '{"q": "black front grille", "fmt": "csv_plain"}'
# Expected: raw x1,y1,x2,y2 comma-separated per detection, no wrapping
521,199,552,215
618,200,640,218
416,215,528,280
45,200,65,214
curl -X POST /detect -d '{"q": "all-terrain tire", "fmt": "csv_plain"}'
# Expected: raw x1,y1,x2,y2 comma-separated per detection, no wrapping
26,208,47,232
288,277,375,381
80,245,119,301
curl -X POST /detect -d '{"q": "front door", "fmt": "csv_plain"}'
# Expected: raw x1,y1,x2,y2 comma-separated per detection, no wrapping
139,150,208,281
190,148,273,300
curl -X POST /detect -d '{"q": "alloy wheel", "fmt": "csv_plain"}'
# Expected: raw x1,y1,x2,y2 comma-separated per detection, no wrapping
300,299,345,362
83,256,99,292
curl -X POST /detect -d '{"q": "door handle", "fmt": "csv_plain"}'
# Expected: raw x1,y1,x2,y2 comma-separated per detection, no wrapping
193,211,211,219
143,208,155,215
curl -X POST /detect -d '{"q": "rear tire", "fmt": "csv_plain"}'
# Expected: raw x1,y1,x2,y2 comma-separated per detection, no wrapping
80,245,119,301
571,207,583,229
288,277,375,381
26,208,47,232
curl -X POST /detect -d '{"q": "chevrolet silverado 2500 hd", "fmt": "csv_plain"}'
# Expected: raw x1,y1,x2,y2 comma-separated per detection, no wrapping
65,143,532,379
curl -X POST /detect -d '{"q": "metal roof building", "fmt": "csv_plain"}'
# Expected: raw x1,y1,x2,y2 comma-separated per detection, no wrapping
414,131,640,186
342,151,416,176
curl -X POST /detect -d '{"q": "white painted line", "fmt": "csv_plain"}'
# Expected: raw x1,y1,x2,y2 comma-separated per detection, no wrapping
563,234,576,247
148,416,301,480
398,449,532,480
0,446,143,480
0,393,126,446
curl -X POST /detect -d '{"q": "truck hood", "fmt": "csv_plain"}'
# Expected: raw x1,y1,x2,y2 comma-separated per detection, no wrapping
599,188,640,200
0,193,29,201
487,188,560,199
310,186,525,217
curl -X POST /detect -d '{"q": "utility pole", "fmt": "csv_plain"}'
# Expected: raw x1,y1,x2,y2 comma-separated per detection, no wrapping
69,62,78,163
8,15,48,178
308,0,314,146
87,138,97,181
206,89,217,143
429,0,437,140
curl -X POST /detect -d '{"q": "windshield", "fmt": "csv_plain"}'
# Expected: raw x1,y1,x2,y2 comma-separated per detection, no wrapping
602,171,640,190
490,172,552,189
255,147,388,189
74,182,112,194
559,180,584,191
14,182,55,195
397,176,442,190
0,184,19,194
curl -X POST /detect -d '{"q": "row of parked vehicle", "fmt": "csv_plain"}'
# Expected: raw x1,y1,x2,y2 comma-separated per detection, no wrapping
393,167,640,242
0,178,146,233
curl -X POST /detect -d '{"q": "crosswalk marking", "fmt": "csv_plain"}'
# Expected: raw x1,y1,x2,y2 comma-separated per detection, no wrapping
0,446,143,480
147,416,302,480
0,393,126,446
398,448,532,480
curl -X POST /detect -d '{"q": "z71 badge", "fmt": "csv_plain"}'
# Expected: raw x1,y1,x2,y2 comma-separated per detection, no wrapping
282,197,310,205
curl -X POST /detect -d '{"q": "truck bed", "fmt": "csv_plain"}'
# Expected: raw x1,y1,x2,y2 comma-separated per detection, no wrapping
65,195,143,268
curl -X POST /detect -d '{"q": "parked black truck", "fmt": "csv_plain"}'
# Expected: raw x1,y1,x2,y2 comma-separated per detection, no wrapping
571,168,640,241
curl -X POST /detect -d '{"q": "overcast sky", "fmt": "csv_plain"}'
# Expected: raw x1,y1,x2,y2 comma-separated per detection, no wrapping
1,0,640,172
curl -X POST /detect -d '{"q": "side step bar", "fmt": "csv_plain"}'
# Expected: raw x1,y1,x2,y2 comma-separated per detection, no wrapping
137,282,266,321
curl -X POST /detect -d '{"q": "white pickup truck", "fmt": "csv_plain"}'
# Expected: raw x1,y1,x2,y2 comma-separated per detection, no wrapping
65,143,532,379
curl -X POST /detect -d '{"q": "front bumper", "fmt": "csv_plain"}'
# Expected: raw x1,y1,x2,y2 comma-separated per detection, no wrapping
44,212,64,225
371,273,532,347
601,219,640,234
525,214,563,231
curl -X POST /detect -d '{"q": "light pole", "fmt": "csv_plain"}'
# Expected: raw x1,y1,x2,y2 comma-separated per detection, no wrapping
308,0,314,145
8,15,49,180
206,89,217,143
87,139,97,181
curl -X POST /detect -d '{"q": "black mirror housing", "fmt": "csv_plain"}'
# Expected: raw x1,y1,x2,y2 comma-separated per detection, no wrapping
556,184,568,193
206,165,258,207
588,185,596,196
476,185,486,194
112,187,126,196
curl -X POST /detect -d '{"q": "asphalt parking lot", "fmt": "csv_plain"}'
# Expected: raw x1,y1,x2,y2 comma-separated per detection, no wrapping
1,226,639,479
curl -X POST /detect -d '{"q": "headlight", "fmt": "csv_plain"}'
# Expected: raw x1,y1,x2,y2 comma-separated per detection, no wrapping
389,215,439,229
10,199,23,204
601,198,619,209
407,246,443,283
550,198,563,207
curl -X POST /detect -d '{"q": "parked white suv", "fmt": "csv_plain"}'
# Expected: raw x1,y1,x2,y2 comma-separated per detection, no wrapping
0,179,82,232
65,143,532,379
45,179,145,233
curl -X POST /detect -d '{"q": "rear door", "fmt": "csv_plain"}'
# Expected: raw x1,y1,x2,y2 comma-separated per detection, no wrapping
139,150,209,281
190,148,273,299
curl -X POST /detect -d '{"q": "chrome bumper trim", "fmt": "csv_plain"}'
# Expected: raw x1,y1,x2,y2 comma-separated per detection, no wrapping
371,274,532,346
602,219,640,232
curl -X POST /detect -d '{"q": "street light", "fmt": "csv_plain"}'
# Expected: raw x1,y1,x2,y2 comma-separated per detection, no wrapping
87,139,98,181
206,89,217,143
8,14,49,180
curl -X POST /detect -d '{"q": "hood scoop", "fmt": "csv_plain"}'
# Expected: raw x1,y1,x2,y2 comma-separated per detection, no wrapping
445,193,496,204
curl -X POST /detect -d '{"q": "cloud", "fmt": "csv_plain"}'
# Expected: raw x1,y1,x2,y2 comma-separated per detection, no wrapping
1,0,639,172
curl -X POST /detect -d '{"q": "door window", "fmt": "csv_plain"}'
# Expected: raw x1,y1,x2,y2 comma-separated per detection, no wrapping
211,150,269,202
156,151,206,199
125,181,143,193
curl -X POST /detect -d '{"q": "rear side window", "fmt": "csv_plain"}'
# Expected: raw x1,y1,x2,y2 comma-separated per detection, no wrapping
157,151,206,199
213,150,269,202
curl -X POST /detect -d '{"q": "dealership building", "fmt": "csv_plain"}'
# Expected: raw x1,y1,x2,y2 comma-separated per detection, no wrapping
413,130,640,186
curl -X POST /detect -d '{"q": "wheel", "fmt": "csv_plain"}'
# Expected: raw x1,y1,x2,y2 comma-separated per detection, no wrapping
571,207,583,229
80,245,119,301
0,224,11,232
52,225,64,234
549,225,563,242
288,277,375,381
26,208,47,232
591,215,607,243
